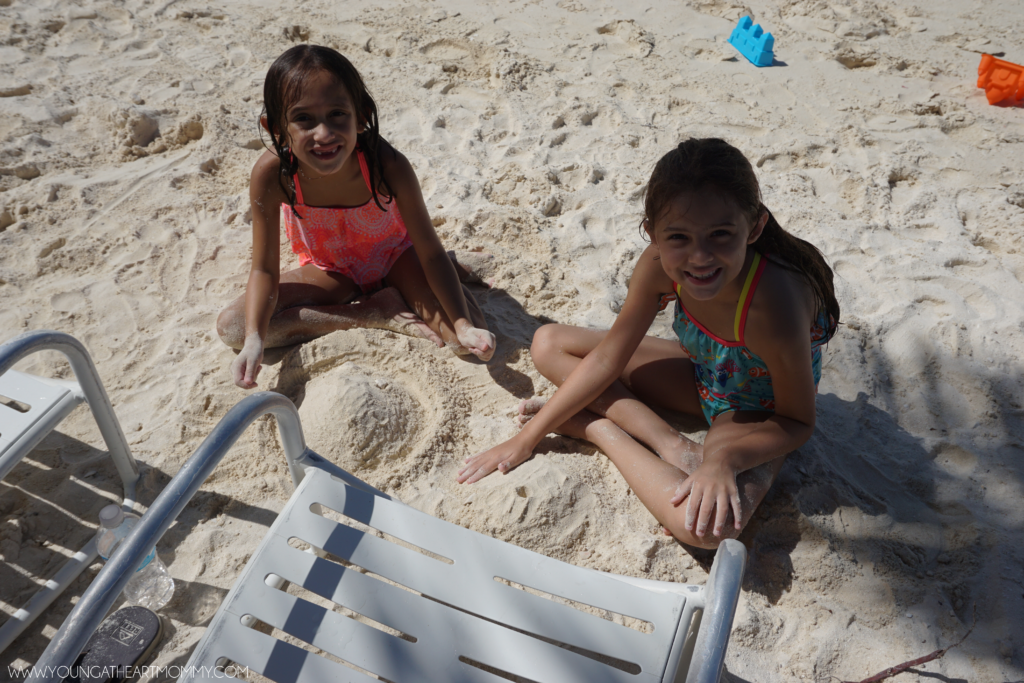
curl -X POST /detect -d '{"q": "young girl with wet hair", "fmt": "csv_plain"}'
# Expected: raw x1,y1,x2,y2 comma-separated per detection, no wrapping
217,45,495,388
459,138,839,549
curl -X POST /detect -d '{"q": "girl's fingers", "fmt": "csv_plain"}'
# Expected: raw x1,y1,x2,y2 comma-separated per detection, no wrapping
458,454,499,483
731,489,743,530
696,489,717,537
461,328,496,362
671,479,693,506
466,462,496,484
684,487,698,530
713,491,730,537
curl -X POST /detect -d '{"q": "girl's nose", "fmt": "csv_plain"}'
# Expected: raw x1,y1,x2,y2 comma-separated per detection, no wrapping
312,121,336,142
692,239,715,264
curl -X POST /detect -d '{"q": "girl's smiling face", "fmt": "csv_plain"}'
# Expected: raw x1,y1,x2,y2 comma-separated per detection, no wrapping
284,70,362,177
649,189,767,302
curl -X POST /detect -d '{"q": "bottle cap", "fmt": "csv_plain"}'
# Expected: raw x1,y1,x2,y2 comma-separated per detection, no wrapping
99,504,124,529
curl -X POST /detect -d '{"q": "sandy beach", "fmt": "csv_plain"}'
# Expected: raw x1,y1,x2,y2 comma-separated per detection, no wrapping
2,0,1024,680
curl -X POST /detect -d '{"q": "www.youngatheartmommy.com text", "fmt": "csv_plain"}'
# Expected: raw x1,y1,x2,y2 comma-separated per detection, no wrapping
8,664,249,679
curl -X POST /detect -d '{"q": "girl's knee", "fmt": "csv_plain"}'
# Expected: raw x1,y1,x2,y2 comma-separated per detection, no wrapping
661,511,744,549
216,307,244,348
665,525,734,550
530,324,563,362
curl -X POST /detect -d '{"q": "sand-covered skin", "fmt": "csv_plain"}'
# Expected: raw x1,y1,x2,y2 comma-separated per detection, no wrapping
2,0,1024,680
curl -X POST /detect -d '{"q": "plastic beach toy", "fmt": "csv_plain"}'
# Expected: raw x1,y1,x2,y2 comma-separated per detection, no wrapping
977,54,1024,105
728,16,775,67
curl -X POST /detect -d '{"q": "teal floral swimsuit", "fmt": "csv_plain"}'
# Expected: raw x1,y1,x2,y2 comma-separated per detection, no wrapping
660,252,833,423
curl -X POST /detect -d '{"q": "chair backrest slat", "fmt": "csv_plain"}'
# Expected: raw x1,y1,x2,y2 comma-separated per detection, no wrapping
292,470,687,664
219,547,654,682
184,469,694,683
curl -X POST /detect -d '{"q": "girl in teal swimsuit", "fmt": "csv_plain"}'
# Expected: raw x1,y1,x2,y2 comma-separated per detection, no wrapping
458,138,840,549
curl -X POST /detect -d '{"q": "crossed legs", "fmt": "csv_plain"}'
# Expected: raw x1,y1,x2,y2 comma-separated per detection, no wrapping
526,324,785,549
216,249,487,351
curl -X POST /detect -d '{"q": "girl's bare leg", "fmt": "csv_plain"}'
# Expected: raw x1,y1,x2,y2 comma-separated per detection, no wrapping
216,264,439,349
527,324,705,472
384,246,489,352
550,408,783,549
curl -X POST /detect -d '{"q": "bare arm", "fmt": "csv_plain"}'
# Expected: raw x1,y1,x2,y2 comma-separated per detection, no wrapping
671,265,819,536
385,149,493,359
232,152,285,388
706,268,818,470
458,245,672,483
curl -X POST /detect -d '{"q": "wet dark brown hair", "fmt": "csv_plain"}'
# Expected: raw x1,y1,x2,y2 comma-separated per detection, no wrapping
262,44,393,217
643,138,839,337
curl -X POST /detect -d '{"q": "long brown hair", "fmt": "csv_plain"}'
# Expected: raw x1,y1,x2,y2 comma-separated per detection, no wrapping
261,45,393,218
643,138,839,338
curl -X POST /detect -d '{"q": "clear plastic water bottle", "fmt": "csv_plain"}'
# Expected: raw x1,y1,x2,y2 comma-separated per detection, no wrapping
96,504,175,611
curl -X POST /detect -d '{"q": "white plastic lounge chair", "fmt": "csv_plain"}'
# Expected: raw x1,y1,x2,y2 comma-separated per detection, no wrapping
32,392,746,683
0,330,139,654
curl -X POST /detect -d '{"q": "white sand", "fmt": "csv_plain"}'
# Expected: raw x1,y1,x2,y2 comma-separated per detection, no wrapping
2,0,1024,680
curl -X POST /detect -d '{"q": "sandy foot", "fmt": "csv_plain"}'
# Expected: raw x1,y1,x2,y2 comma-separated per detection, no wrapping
366,287,443,344
515,397,593,440
518,397,676,536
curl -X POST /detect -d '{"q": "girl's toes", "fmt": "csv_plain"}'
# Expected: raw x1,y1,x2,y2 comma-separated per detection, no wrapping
518,397,547,417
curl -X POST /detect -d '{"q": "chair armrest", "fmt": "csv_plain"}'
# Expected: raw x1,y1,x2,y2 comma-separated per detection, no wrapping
0,330,138,495
685,539,747,683
28,392,310,682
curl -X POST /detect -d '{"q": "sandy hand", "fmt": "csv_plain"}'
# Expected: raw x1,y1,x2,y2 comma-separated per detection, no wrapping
669,459,742,539
457,434,534,484
231,333,264,389
457,326,496,362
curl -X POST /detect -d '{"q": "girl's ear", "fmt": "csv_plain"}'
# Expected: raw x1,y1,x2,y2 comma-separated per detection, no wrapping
748,210,769,244
259,116,270,133
643,218,658,247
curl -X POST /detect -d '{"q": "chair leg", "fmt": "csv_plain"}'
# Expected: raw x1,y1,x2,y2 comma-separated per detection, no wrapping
684,539,747,683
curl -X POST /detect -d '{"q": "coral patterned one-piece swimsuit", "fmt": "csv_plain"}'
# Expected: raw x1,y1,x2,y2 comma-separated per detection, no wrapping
281,148,413,293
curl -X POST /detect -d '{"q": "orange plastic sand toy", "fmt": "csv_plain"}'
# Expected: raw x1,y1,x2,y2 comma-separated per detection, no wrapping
977,54,1024,105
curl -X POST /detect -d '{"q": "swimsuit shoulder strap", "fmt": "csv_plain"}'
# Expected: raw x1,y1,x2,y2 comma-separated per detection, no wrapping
356,148,373,193
734,251,766,345
291,173,305,205
287,153,305,205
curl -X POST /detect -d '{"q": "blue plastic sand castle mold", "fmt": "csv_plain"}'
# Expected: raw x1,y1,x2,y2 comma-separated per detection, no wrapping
728,16,774,67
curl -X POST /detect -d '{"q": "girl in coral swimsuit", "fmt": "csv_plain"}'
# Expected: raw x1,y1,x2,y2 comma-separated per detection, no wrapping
459,138,839,549
217,45,495,388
